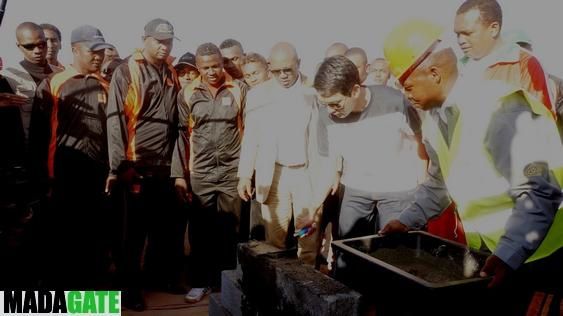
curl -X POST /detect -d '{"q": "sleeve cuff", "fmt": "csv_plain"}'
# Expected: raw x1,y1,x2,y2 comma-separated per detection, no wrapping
494,242,527,270
398,207,426,230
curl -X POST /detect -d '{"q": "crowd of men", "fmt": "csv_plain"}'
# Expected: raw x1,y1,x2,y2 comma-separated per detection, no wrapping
1,0,562,314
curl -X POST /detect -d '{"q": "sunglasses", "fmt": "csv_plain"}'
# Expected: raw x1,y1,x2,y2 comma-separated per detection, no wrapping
270,67,295,76
18,41,47,51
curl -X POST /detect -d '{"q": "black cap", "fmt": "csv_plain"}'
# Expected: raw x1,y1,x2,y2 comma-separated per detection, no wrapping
176,52,196,69
71,25,114,51
144,18,179,40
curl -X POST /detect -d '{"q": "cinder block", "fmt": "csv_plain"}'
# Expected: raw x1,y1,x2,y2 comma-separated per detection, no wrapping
209,293,230,316
221,269,243,316
238,241,361,316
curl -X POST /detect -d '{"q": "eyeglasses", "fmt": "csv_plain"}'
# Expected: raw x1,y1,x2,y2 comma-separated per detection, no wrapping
318,96,347,110
270,67,295,76
18,41,47,51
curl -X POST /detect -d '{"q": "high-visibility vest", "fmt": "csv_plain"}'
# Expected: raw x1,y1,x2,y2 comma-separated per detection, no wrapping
423,85,563,264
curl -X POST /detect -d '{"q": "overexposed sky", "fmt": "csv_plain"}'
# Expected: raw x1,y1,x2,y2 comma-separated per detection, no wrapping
0,0,561,77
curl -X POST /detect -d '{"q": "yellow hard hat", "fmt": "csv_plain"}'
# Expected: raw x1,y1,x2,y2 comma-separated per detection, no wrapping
383,19,444,84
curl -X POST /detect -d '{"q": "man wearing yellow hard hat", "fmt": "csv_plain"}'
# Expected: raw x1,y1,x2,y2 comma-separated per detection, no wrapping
379,18,563,315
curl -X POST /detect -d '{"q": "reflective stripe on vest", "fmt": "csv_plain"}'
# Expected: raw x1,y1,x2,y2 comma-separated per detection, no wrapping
424,89,563,263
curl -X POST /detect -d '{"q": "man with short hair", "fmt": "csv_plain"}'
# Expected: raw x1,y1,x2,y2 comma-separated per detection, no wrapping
241,52,269,88
220,38,245,79
40,23,63,70
314,55,424,279
455,0,555,116
31,24,114,289
174,51,199,88
0,21,55,288
103,47,120,64
173,42,247,302
324,42,348,58
344,47,369,84
238,42,329,267
101,47,120,79
1,22,57,150
381,19,563,315
368,57,391,86
106,18,182,311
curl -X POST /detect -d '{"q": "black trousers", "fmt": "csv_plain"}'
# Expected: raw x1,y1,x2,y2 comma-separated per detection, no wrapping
188,176,243,288
42,148,109,289
111,170,186,292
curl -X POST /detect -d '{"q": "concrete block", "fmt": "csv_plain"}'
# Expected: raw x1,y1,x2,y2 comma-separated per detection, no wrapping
238,241,362,316
209,292,230,316
221,269,243,316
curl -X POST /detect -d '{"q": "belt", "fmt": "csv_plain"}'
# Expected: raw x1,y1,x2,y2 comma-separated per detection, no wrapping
275,162,306,169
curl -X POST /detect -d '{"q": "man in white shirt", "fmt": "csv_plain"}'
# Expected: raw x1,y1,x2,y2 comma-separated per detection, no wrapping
237,42,327,265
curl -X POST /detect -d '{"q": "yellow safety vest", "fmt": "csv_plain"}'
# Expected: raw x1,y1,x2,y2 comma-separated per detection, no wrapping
422,87,563,263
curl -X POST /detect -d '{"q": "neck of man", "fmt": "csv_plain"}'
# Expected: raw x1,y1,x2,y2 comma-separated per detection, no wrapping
206,75,226,97
47,57,59,66
143,52,165,68
352,86,369,112
71,62,93,75
436,72,459,109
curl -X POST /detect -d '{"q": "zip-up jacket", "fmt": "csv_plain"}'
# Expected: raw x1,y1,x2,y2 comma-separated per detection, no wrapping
106,50,179,175
30,66,109,179
171,74,247,181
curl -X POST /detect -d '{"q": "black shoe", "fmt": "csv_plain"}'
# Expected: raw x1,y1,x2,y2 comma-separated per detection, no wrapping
123,290,145,312
164,282,187,294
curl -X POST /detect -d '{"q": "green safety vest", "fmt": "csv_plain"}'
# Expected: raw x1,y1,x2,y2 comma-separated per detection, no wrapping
422,86,563,263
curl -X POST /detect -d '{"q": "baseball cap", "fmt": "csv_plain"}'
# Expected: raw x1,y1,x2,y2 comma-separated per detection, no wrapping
176,52,196,69
71,25,114,51
144,18,179,40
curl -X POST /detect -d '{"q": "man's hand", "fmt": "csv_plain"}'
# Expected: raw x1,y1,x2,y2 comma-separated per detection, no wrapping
237,177,253,202
175,177,192,204
0,93,28,107
480,254,513,288
330,172,341,196
379,219,409,235
295,206,324,238
105,174,117,195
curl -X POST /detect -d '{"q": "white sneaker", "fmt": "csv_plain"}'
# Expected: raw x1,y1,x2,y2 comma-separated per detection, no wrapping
184,287,210,303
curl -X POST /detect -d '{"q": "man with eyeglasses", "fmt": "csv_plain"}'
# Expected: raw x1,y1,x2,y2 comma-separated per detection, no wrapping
313,55,425,279
0,21,55,288
1,22,60,150
238,42,329,266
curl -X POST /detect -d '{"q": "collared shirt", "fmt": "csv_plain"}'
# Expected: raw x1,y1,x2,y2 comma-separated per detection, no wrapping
31,65,109,178
172,73,247,181
273,75,311,166
106,50,180,174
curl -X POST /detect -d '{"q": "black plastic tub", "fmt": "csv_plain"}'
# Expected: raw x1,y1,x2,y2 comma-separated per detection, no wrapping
332,231,493,316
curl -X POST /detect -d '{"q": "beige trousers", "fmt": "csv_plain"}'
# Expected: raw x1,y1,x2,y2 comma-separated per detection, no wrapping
261,163,320,265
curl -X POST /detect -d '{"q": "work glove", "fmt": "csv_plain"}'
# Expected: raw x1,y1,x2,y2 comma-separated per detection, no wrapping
379,219,409,235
